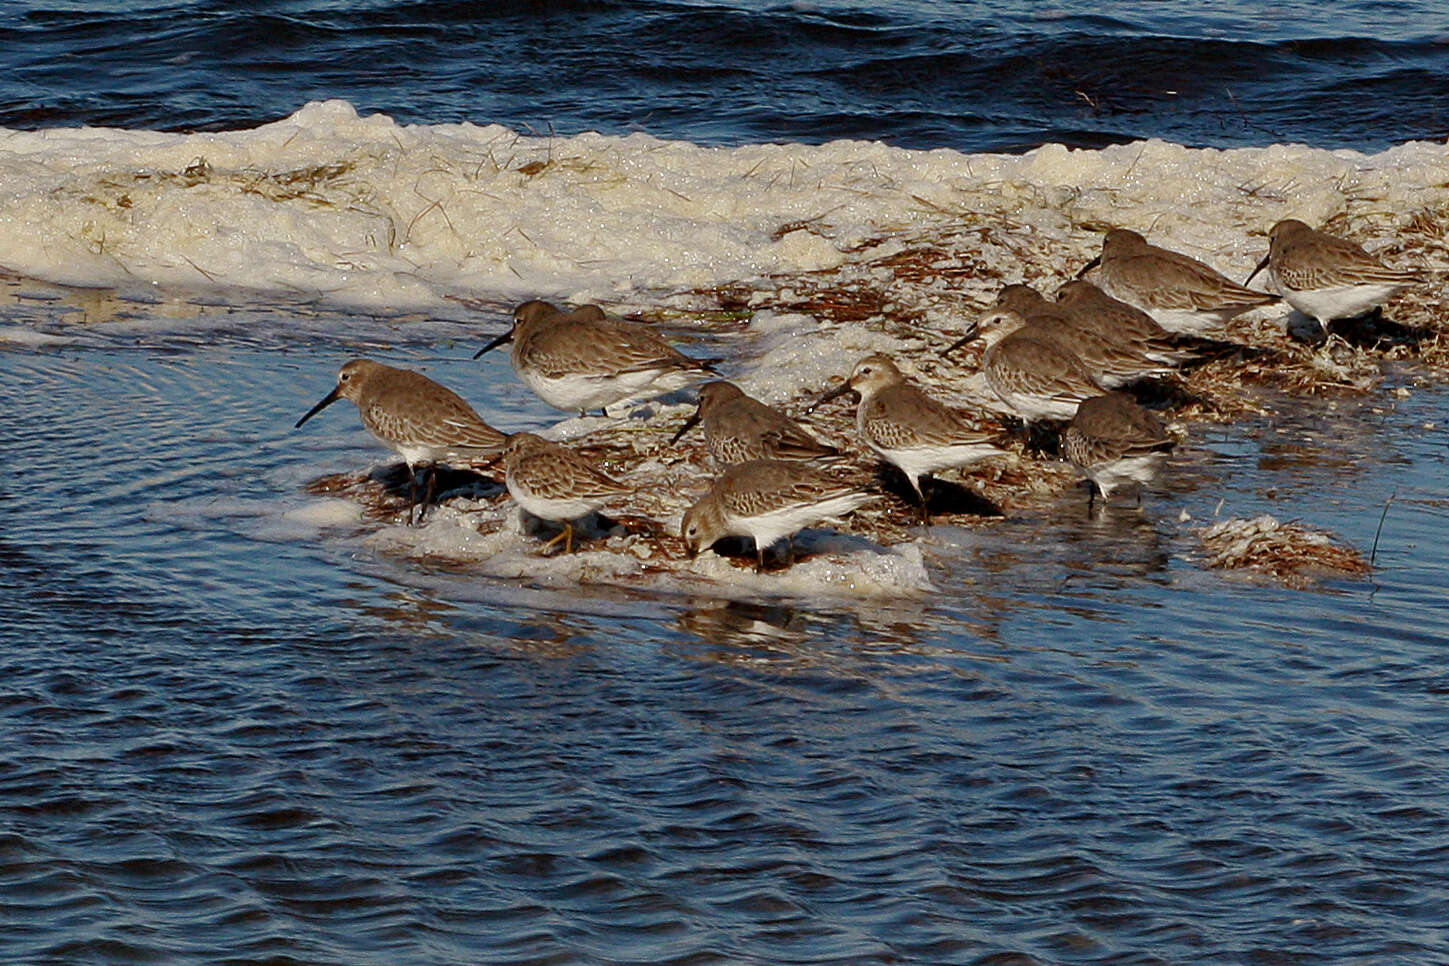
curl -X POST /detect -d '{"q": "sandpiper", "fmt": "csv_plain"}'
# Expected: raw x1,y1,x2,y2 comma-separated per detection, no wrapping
501,432,633,554
670,381,839,467
1053,279,1204,367
681,459,876,572
942,313,1104,424
980,284,1177,388
474,300,718,416
813,354,1007,522
1245,218,1426,336
295,359,506,522
1061,392,1176,509
1081,228,1277,335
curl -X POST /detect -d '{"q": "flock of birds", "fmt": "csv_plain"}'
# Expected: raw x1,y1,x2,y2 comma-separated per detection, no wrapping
294,219,1428,572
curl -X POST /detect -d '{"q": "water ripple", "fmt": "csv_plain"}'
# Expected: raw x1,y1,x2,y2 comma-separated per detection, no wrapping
3,333,1449,962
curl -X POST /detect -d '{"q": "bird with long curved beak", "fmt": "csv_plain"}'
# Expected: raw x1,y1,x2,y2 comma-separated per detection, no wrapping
1076,228,1277,335
939,304,1102,424
474,299,718,416
680,459,876,572
812,354,1006,524
672,381,839,467
1244,218,1427,339
295,358,505,524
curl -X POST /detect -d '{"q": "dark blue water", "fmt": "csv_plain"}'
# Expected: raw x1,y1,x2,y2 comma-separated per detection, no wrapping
3,0,1448,151
6,4,1449,964
4,288,1449,963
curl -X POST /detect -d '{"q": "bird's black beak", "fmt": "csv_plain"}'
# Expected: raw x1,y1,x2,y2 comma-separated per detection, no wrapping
669,410,702,446
1244,253,1271,287
295,386,341,429
806,379,855,414
1074,254,1102,280
472,329,513,360
940,321,981,357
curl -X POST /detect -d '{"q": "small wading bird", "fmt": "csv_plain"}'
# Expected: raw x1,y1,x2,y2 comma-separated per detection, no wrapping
941,311,1103,424
1245,218,1427,339
474,300,718,416
1053,278,1211,367
813,354,1007,523
681,459,877,572
1079,228,1277,335
1061,392,1176,510
500,432,633,555
295,359,505,523
966,284,1177,388
670,380,840,467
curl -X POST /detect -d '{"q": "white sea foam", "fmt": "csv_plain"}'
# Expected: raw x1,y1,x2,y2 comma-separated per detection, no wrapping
4,99,1446,316
14,101,1445,598
351,498,934,600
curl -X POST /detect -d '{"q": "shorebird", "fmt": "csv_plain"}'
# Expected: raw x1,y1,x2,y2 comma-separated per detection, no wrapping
979,284,1177,387
501,432,633,554
1080,228,1277,335
1245,218,1427,336
1053,279,1206,367
295,359,505,523
813,354,1007,522
670,380,839,467
941,313,1104,424
1061,392,1176,509
681,459,876,572
474,300,717,416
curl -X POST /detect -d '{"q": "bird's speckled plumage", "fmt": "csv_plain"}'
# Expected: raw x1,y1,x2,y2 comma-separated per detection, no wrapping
673,381,838,467
296,358,505,468
1091,228,1277,335
1054,279,1201,367
480,300,717,414
816,354,1006,521
681,459,876,570
502,432,633,552
981,285,1176,388
1062,392,1175,502
1249,219,1425,328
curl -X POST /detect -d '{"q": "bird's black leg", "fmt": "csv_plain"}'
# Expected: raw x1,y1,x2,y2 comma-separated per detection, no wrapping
414,464,438,525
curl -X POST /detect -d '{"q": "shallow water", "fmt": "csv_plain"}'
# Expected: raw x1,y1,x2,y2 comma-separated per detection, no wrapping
5,297,1449,963
7,1,1449,956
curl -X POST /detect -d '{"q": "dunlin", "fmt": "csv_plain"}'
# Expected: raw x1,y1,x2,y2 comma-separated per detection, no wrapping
1061,392,1175,509
474,300,717,416
296,359,506,522
942,313,1104,424
670,380,839,467
981,284,1177,387
1053,279,1204,367
1245,218,1426,335
1082,228,1277,335
681,459,876,572
814,354,1006,522
501,432,632,554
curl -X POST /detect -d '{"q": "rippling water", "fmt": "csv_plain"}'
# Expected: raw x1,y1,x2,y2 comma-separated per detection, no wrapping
6,1,1449,960
3,0,1449,151
5,289,1449,962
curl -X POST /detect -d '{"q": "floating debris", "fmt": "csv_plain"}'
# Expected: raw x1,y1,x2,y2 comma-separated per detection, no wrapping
1199,514,1371,585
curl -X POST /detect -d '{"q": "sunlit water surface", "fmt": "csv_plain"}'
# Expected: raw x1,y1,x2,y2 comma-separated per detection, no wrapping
3,291,1448,964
